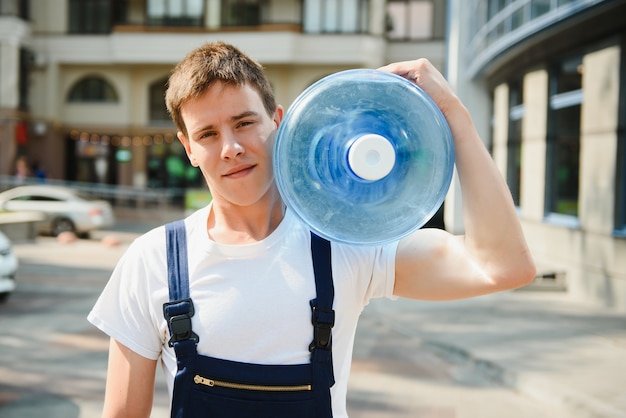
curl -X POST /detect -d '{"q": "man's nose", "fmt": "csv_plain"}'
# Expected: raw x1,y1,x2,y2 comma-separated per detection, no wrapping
221,132,244,159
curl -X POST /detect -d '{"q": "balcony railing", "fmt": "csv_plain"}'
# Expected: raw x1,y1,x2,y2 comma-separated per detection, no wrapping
466,0,608,77
67,0,371,35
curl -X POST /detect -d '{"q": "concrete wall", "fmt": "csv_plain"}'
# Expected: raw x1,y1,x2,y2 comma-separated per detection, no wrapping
492,44,626,312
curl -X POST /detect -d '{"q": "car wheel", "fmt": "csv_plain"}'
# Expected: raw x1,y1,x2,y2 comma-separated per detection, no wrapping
52,217,76,236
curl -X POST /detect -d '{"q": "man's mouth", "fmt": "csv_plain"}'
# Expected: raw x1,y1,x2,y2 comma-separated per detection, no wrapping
223,164,255,178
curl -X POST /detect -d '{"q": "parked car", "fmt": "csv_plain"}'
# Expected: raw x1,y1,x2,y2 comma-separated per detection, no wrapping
0,230,18,302
0,185,115,237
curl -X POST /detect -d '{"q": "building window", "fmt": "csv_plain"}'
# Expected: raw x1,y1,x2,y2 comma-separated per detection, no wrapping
69,0,126,34
386,0,433,40
19,48,31,111
507,79,524,207
303,0,369,33
67,76,119,103
149,77,172,124
221,0,264,26
546,54,582,219
147,0,204,26
617,131,626,234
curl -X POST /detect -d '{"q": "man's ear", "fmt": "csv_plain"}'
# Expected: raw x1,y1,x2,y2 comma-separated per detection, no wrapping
178,131,198,167
273,105,285,129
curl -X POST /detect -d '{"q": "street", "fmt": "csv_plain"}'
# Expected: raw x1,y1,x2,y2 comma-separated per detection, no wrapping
0,223,569,417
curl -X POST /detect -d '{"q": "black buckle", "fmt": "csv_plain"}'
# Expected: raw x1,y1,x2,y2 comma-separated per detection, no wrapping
163,298,200,347
309,300,335,351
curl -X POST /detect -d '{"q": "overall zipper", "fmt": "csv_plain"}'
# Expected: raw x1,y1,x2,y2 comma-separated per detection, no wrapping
194,374,312,392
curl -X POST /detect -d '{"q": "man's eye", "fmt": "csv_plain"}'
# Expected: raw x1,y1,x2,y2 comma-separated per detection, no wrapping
238,121,253,128
199,132,216,139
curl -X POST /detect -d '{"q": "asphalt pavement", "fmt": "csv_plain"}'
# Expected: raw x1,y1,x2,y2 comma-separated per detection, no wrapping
0,208,624,417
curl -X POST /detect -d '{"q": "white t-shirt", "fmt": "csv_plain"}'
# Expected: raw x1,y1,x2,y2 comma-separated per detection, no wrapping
88,206,398,417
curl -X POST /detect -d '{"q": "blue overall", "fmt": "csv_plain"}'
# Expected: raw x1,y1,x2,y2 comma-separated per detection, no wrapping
163,220,336,417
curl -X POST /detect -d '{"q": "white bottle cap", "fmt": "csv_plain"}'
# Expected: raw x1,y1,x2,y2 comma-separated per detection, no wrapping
347,134,396,181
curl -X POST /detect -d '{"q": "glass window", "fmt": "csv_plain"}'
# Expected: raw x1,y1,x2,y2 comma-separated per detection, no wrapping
531,0,551,18
616,132,626,233
507,80,524,206
303,0,369,33
69,0,114,34
147,0,204,26
19,48,30,111
221,0,264,26
67,77,119,103
546,54,583,218
386,0,433,40
149,77,172,124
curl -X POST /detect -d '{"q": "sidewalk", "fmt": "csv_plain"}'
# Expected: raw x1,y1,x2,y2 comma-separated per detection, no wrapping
366,287,626,417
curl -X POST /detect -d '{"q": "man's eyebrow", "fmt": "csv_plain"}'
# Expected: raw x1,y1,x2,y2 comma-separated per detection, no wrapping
231,110,259,122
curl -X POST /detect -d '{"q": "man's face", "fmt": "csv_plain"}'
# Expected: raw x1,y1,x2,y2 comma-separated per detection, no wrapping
178,82,283,208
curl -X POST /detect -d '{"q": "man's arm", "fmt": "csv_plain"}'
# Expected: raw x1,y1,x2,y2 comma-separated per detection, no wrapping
102,338,158,418
379,59,536,301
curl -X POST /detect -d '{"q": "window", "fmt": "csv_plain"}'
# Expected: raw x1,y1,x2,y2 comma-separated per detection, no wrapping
546,54,582,219
531,0,550,18
507,79,524,207
147,0,204,26
69,0,126,34
386,0,433,40
617,131,626,234
149,77,172,124
67,77,118,103
19,48,30,110
303,0,369,34
221,0,264,26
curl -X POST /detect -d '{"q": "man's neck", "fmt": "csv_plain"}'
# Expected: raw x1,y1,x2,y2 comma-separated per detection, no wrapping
207,195,286,245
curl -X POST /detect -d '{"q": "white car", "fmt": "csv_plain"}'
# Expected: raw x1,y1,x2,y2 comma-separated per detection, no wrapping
0,185,115,237
0,230,18,302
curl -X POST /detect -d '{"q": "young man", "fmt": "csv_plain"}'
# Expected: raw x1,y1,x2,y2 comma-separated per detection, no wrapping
88,42,535,417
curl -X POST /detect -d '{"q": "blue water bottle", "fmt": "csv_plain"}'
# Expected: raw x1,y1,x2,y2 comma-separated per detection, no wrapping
274,69,455,245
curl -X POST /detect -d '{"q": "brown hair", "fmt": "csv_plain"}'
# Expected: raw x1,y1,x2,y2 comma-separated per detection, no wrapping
165,41,277,137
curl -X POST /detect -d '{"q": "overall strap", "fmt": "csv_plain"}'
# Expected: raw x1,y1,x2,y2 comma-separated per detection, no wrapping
163,220,199,350
309,232,335,352
166,220,189,300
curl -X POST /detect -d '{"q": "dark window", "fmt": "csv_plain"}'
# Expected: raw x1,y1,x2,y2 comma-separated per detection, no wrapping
18,48,31,111
221,0,263,26
147,0,204,27
546,54,582,218
149,77,172,124
507,80,524,206
69,0,126,34
147,140,202,205
67,77,119,103
617,130,626,233
12,195,62,202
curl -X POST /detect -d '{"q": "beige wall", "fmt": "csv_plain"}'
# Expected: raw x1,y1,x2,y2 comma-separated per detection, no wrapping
513,45,626,311
30,0,66,34
520,69,548,221
492,83,509,176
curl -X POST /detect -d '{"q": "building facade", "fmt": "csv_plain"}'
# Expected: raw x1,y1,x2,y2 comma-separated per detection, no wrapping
446,0,626,311
0,0,447,206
